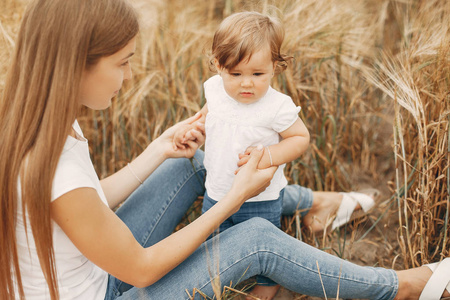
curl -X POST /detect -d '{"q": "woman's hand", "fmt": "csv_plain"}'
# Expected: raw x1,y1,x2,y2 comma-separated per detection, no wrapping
235,146,272,174
155,113,205,159
236,146,254,168
229,146,277,205
101,113,204,208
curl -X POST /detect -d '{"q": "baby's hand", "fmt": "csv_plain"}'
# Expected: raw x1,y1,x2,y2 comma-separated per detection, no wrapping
235,146,272,174
236,146,255,169
172,121,204,151
183,127,197,142
231,145,277,201
172,124,193,151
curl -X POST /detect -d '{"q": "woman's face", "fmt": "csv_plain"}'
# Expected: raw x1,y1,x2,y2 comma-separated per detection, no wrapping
79,37,136,110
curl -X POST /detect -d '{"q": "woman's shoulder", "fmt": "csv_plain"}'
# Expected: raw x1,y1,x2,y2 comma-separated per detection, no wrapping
52,136,98,202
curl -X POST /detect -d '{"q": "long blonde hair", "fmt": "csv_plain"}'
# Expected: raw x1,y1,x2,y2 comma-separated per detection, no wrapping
0,0,139,299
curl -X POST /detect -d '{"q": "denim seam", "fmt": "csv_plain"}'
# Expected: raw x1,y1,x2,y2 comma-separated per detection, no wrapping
186,250,260,299
386,269,399,300
260,250,398,299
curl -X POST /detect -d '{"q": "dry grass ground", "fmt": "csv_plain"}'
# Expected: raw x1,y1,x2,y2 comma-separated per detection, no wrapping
1,0,448,299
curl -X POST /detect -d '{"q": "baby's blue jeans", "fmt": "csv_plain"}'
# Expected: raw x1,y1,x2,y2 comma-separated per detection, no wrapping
104,150,398,300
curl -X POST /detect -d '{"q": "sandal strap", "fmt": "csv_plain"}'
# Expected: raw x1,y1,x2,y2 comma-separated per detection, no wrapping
331,192,375,230
331,193,357,230
347,192,375,212
419,258,450,300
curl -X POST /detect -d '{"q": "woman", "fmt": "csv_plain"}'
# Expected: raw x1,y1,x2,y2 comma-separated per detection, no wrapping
0,0,448,299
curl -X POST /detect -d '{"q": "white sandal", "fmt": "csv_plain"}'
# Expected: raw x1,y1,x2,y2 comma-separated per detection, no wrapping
331,189,378,230
419,258,450,300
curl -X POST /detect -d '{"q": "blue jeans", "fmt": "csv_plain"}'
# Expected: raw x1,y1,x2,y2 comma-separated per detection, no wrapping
104,150,398,300
202,190,283,287
202,190,283,233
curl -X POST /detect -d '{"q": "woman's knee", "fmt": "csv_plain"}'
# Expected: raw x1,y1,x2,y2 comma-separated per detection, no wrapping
217,217,276,242
241,217,279,237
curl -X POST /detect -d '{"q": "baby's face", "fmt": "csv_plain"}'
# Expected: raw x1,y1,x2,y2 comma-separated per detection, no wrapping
218,46,276,104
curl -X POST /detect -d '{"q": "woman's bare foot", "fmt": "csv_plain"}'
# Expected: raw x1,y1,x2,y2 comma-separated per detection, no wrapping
245,284,280,300
302,189,378,233
395,266,450,299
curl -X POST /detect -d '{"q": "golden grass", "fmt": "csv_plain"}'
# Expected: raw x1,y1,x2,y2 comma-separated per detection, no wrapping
1,0,448,296
364,0,449,267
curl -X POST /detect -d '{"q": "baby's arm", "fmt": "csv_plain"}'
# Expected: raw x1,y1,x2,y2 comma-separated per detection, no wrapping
267,117,309,167
237,117,309,170
172,105,208,151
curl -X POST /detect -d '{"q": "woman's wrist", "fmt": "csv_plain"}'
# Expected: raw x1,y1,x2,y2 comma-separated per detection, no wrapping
144,138,168,164
224,186,248,214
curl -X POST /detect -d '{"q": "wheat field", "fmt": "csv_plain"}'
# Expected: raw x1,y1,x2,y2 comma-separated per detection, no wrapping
1,0,448,299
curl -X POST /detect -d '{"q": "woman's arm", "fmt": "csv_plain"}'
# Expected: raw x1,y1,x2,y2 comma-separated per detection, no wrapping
237,117,310,170
51,147,275,288
101,113,205,209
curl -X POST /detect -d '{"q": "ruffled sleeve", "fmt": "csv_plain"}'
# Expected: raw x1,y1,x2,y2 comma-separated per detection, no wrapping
271,97,301,133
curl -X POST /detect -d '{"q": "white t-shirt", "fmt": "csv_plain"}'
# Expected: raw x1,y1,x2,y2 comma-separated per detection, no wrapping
203,75,301,202
15,121,108,300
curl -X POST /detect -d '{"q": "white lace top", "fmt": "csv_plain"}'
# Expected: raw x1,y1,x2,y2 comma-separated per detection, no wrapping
203,75,301,202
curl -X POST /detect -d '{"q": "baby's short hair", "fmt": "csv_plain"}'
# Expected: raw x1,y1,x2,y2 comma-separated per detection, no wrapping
211,11,291,73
